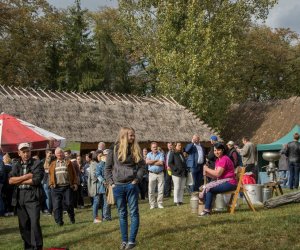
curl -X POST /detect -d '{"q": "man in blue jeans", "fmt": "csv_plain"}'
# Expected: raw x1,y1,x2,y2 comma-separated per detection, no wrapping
185,134,206,192
285,133,300,190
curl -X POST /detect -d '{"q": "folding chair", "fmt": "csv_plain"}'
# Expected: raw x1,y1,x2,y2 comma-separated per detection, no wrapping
222,167,256,214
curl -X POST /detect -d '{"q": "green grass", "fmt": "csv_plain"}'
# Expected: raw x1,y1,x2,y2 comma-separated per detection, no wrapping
1,191,300,250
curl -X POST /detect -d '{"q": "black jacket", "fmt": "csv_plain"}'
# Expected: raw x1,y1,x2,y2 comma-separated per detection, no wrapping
9,158,44,206
168,152,188,177
207,145,216,168
105,144,145,185
285,141,300,163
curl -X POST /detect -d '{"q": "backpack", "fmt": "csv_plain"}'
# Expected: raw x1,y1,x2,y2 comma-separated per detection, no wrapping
228,148,241,168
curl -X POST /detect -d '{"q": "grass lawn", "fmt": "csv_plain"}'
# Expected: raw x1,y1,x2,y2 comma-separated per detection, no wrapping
1,190,300,250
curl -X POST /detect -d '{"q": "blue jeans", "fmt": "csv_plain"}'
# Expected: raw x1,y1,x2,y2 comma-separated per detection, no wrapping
0,184,4,216
204,182,237,210
113,183,139,243
43,183,52,213
289,162,300,189
279,170,289,187
93,194,100,219
93,193,112,220
191,165,204,192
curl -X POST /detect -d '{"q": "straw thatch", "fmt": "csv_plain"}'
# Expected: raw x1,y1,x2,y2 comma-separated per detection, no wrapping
0,85,218,146
221,97,300,145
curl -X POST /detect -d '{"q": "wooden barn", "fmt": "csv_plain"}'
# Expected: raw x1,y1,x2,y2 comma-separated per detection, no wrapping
0,85,218,153
221,96,300,146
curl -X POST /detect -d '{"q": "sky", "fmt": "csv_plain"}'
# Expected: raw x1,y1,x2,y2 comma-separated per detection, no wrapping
47,0,300,34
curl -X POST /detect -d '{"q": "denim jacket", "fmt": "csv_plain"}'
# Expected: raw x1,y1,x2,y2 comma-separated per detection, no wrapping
95,161,106,194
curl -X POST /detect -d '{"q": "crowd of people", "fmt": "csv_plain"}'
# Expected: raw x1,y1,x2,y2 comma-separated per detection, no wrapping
4,128,295,250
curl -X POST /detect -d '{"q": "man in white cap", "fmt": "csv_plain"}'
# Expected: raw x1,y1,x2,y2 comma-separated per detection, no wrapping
226,141,240,169
48,147,78,226
9,142,44,250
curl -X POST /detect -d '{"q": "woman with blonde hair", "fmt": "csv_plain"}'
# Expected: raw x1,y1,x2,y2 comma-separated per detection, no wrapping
105,127,145,250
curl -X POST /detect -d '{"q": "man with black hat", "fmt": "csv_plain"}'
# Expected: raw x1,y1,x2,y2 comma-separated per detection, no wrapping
9,142,44,250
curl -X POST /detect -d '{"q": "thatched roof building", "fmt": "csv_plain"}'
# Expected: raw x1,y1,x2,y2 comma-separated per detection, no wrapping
0,85,218,151
221,97,300,145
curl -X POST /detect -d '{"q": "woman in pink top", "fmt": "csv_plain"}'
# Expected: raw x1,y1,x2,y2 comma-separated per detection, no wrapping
199,142,237,216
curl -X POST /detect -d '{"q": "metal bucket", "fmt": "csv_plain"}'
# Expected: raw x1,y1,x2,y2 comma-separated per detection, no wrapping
213,194,227,211
244,184,263,205
262,187,272,202
190,193,199,214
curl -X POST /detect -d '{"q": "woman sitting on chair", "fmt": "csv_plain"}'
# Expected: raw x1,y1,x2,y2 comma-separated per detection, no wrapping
199,142,237,216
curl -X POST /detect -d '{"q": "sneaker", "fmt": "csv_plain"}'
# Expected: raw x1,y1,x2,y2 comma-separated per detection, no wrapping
93,218,102,224
57,221,64,226
120,242,127,250
150,205,155,209
198,210,211,217
158,204,164,209
102,218,112,222
125,242,136,250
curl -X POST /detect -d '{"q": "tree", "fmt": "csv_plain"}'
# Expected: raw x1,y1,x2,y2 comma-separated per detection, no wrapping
234,26,300,101
0,0,61,88
57,0,98,91
118,0,278,129
91,8,132,93
91,7,156,94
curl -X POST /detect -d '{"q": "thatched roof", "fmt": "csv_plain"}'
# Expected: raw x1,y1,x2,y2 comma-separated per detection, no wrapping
0,85,218,143
221,97,300,145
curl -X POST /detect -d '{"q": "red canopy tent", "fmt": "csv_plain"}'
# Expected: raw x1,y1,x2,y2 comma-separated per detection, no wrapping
0,113,66,153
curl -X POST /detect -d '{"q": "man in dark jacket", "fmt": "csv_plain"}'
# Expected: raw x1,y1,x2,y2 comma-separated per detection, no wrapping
226,141,240,168
285,133,300,190
184,134,206,192
9,142,44,250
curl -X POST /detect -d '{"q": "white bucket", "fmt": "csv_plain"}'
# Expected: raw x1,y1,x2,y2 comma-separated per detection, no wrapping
213,194,227,211
244,184,263,205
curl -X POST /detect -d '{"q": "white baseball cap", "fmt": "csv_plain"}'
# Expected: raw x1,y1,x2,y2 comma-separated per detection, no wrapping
103,149,110,155
18,142,31,150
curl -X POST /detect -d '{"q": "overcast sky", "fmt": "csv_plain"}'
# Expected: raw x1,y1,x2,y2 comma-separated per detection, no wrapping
47,0,300,34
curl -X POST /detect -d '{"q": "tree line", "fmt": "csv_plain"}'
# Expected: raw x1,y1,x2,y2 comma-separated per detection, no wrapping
0,0,299,130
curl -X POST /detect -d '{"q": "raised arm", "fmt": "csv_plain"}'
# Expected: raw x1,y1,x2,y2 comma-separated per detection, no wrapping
185,143,194,154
